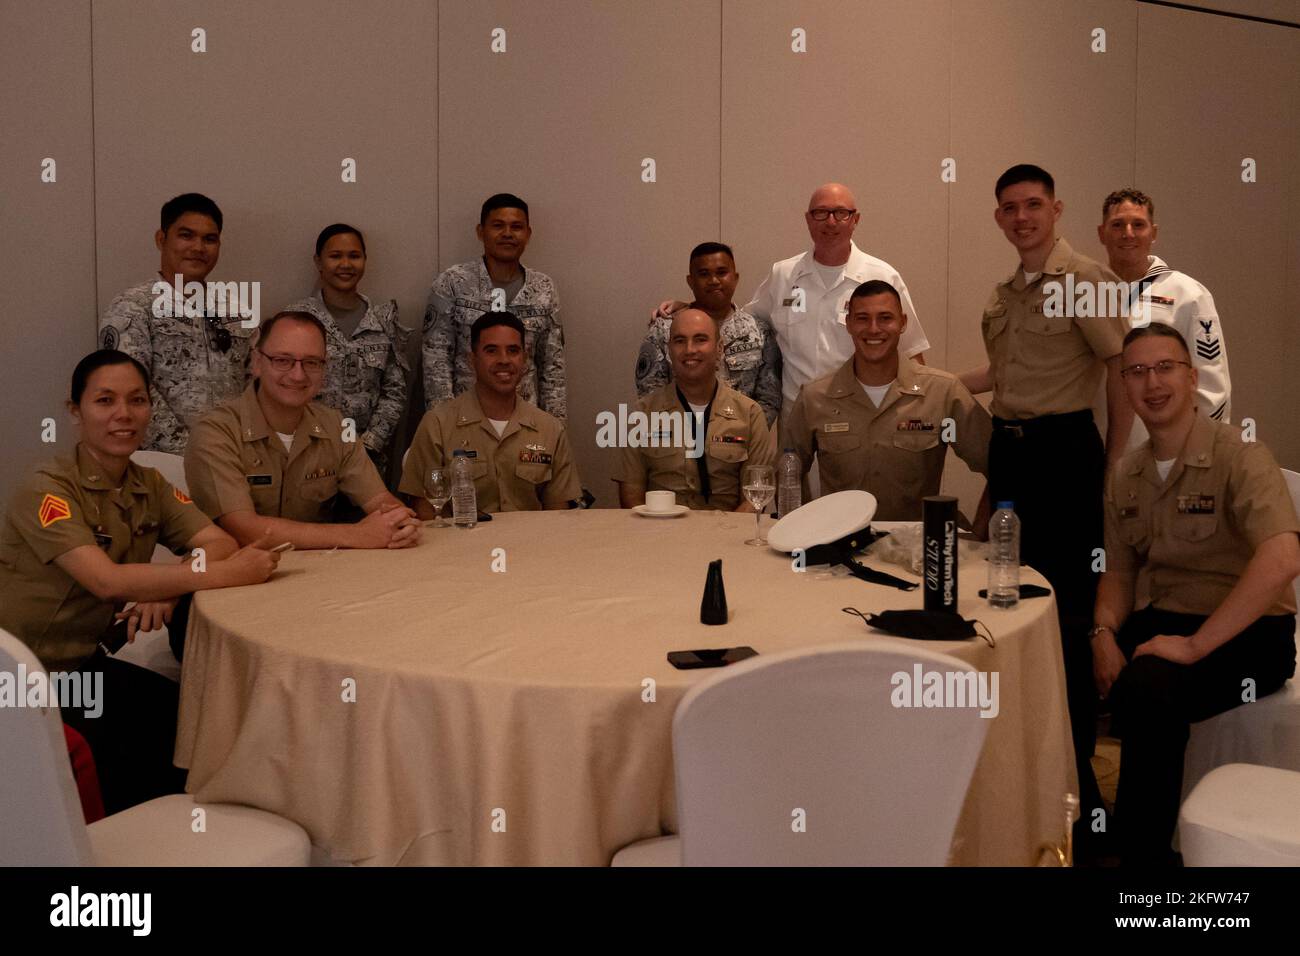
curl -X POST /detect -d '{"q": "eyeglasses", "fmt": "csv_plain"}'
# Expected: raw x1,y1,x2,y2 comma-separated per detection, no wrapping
205,315,232,353
807,207,857,222
257,349,326,374
1120,359,1191,380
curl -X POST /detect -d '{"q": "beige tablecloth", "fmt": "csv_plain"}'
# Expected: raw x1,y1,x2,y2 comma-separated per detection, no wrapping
175,510,1076,865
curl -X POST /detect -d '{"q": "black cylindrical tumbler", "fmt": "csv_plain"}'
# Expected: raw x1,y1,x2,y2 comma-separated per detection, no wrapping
923,495,959,614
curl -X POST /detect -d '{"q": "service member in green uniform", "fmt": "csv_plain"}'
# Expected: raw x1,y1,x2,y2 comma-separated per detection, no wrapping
0,350,281,812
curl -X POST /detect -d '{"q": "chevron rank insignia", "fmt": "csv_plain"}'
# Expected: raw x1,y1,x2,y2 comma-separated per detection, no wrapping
1196,319,1221,361
173,487,192,504
38,493,72,528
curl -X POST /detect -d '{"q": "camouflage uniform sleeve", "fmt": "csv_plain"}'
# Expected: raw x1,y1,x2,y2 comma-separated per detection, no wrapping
422,280,456,411
98,287,153,368
364,301,410,453
537,293,567,421
753,314,783,426
634,319,671,398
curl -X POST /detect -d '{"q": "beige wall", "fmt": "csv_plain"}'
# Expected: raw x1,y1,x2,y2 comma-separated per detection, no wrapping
2,0,1296,510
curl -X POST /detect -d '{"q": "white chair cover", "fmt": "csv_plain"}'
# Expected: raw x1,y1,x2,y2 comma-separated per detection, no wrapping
1180,763,1300,866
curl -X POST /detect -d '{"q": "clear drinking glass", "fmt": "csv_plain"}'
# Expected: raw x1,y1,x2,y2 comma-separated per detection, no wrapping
742,464,775,546
426,469,450,527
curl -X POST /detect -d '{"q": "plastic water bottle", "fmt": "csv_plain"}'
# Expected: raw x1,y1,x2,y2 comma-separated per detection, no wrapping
987,501,1020,608
777,449,802,518
451,450,477,529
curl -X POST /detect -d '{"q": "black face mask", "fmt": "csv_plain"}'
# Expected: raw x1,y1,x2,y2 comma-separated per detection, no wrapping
842,608,995,647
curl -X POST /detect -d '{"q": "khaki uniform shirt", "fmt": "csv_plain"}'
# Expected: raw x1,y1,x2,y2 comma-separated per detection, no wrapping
981,237,1128,419
185,383,388,522
615,381,776,511
399,390,581,512
0,445,211,669
1104,414,1300,617
785,358,992,521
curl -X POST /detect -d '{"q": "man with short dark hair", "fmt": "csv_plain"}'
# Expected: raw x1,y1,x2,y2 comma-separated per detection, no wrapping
636,242,782,425
958,165,1134,856
786,280,991,522
1093,322,1298,865
422,193,566,419
403,312,580,513
185,311,420,550
1097,187,1232,452
99,193,254,453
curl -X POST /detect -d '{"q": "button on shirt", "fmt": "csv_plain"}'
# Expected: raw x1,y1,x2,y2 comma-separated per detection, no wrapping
981,237,1129,420
745,242,931,408
615,382,776,511
184,383,388,522
1104,414,1300,617
399,390,581,513
0,445,212,669
786,358,992,521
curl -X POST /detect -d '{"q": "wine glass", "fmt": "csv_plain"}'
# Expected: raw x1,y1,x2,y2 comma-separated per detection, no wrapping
426,469,450,527
742,464,775,546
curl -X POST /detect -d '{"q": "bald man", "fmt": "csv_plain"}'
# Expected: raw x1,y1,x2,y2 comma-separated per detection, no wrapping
657,184,930,421
615,309,775,511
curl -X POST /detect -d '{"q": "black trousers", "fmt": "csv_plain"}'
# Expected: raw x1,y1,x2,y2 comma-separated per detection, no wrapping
1110,607,1296,865
989,410,1106,831
61,648,188,816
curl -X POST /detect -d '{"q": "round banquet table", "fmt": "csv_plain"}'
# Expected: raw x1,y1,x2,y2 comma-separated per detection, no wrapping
175,509,1077,866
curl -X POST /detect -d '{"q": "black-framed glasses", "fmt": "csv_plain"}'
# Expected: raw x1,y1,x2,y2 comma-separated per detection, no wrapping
1120,359,1191,380
807,207,857,222
204,315,232,353
257,348,326,374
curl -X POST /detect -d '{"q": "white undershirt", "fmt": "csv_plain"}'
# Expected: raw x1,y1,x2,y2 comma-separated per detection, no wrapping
1023,271,1041,284
814,261,845,290
488,418,508,437
860,380,895,407
1156,458,1176,482
276,431,294,453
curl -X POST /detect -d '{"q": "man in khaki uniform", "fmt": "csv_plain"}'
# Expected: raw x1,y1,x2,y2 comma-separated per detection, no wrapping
402,312,581,514
786,280,991,522
186,311,421,549
957,166,1135,857
1092,323,1299,865
616,309,775,511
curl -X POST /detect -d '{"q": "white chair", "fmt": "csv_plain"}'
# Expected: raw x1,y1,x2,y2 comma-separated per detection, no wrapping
611,641,991,866
130,450,189,495
1179,763,1300,866
0,629,311,866
1180,468,1300,804
117,451,192,681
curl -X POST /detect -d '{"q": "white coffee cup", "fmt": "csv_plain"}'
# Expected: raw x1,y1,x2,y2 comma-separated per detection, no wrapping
645,490,676,513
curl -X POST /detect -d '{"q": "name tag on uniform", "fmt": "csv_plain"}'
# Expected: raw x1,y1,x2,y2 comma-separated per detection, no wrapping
1177,495,1215,515
93,529,113,551
823,422,850,433
897,420,935,432
519,451,552,465
247,475,273,486
1120,506,1139,519
459,449,478,459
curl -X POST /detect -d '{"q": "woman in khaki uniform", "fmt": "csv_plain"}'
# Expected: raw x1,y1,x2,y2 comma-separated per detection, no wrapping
0,350,280,813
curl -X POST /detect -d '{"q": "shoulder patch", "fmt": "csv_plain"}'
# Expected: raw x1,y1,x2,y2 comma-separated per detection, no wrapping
38,493,72,528
99,326,120,350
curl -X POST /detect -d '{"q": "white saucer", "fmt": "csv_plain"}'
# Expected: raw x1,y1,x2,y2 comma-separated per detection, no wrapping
633,504,690,518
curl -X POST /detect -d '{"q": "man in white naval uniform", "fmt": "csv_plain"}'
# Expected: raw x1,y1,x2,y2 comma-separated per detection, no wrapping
1098,187,1232,452
656,182,930,421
